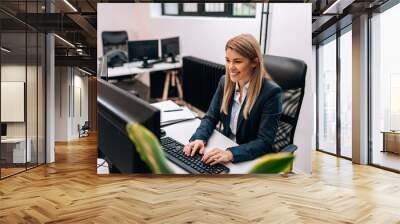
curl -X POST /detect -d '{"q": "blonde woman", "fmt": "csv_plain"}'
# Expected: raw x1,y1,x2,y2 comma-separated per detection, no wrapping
183,34,283,165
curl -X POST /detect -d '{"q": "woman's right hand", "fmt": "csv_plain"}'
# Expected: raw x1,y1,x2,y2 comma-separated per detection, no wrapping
183,140,205,157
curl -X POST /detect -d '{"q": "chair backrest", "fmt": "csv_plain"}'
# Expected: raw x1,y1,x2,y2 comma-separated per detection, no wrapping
102,31,128,55
82,121,90,129
263,54,307,152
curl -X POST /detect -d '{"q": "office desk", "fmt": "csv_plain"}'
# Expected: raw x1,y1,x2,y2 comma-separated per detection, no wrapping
106,61,182,78
106,61,183,100
381,131,400,154
1,138,32,163
163,119,255,174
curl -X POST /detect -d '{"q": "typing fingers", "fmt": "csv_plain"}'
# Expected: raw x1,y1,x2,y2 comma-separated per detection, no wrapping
183,142,194,156
202,149,220,164
183,144,188,155
210,155,223,165
205,153,221,165
199,145,205,155
191,142,201,157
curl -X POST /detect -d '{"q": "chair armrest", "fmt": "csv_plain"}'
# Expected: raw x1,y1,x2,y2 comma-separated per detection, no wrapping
280,144,297,153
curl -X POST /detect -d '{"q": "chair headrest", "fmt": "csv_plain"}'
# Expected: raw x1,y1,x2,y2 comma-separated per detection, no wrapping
102,31,128,46
263,54,307,90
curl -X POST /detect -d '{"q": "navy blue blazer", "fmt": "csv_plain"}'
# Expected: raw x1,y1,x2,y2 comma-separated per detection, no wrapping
190,75,283,163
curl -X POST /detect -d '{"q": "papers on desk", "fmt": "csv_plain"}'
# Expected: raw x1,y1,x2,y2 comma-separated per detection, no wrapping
151,100,197,126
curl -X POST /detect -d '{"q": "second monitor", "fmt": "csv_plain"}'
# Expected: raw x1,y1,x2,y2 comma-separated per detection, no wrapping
128,39,159,68
161,37,180,63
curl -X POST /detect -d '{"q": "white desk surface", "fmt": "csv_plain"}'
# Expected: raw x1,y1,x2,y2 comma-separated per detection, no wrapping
163,119,255,174
1,137,27,143
106,61,182,78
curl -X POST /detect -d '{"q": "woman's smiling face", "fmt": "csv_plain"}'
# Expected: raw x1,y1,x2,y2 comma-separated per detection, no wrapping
225,48,256,84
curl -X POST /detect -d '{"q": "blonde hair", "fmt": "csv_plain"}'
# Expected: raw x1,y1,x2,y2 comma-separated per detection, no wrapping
222,34,271,119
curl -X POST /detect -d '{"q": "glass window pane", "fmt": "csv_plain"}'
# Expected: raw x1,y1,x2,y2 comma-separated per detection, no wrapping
390,74,400,129
164,3,178,15
318,37,337,155
371,3,400,171
1,31,28,177
340,29,352,158
183,3,198,12
233,3,256,16
205,3,224,12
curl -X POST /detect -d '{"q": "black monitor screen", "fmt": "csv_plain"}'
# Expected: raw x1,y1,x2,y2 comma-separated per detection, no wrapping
161,37,180,58
1,123,6,136
97,78,160,173
128,40,159,62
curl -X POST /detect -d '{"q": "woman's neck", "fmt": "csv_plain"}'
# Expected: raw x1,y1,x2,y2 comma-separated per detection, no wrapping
238,79,249,91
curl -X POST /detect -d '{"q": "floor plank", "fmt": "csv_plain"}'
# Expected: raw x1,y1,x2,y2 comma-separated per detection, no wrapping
1,134,400,223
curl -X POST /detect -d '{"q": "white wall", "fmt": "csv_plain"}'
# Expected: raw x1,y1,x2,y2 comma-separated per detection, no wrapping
267,4,313,173
55,67,89,141
55,67,69,141
97,3,313,173
97,3,262,64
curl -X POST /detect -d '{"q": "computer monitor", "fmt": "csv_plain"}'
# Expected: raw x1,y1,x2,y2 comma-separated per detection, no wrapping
1,123,7,137
97,78,160,173
128,40,159,68
161,37,180,63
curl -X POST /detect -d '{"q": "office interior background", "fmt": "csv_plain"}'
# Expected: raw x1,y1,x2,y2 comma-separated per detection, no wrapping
0,0,400,222
2,1,399,177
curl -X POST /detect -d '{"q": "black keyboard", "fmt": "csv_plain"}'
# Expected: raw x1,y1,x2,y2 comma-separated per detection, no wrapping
160,137,230,174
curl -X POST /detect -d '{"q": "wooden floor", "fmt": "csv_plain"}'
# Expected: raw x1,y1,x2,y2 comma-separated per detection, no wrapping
1,135,400,223
372,150,400,171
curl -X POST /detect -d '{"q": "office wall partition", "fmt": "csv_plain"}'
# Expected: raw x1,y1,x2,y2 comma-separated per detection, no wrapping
1,31,28,177
370,2,400,171
0,1,47,179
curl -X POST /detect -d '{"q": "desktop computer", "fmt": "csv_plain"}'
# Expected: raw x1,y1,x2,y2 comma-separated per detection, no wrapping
128,40,159,68
161,37,180,63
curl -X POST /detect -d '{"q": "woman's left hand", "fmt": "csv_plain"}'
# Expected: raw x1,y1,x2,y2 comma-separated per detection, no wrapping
202,148,233,165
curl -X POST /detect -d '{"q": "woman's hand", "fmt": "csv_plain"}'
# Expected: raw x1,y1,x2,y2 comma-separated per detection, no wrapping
202,148,233,165
183,140,205,157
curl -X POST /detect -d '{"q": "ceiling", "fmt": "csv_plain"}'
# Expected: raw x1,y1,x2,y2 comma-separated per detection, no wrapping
0,0,394,72
311,0,390,44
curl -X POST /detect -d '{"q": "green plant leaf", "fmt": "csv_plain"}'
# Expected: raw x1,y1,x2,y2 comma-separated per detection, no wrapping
126,123,174,174
249,152,295,174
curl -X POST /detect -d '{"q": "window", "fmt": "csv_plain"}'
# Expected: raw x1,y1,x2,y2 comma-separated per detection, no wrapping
339,27,352,158
163,3,179,15
316,23,353,160
317,36,337,155
370,2,400,171
162,3,256,18
0,0,47,179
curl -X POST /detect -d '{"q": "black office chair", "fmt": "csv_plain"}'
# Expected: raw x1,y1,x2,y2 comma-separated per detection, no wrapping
263,54,307,154
102,31,140,96
102,31,129,68
78,121,90,138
